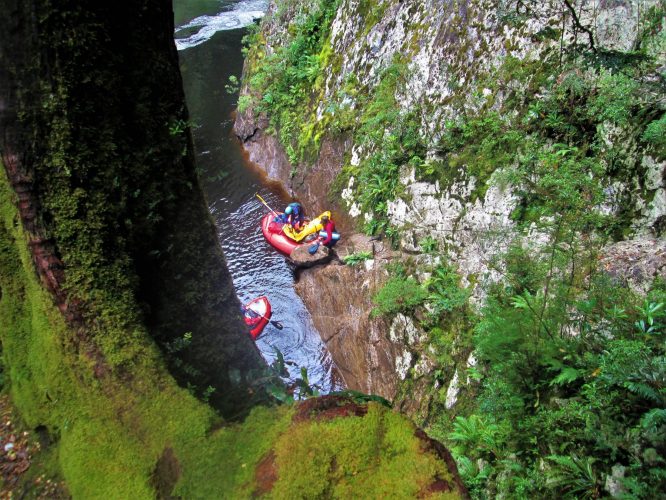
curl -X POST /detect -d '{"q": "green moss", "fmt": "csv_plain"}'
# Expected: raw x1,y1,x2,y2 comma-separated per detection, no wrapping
358,0,389,35
173,405,294,498
272,403,457,499
0,168,271,497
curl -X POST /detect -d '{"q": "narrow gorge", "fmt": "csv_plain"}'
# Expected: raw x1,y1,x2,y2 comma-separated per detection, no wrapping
0,0,467,497
0,0,662,496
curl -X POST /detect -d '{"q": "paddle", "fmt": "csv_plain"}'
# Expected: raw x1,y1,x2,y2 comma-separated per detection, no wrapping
268,317,284,330
255,192,278,216
244,306,284,330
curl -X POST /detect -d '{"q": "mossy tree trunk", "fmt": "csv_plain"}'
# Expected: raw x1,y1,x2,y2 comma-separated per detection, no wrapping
0,0,265,414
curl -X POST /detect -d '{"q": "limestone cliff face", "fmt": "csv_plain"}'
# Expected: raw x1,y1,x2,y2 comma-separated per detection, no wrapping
236,0,665,411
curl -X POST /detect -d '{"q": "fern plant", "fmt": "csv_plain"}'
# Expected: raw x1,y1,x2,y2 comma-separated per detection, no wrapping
546,455,600,499
449,415,504,459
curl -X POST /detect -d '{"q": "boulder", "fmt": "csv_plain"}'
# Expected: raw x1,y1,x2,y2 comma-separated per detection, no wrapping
289,243,332,268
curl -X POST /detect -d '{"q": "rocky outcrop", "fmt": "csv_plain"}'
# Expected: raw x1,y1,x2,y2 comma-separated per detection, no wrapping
235,105,354,221
601,238,666,294
289,243,333,267
295,234,401,397
256,396,470,499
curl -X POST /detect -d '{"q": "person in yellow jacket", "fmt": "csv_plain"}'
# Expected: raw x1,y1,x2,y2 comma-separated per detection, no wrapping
282,211,331,242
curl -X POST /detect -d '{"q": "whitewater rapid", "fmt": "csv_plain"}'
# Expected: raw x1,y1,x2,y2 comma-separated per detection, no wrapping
175,0,267,51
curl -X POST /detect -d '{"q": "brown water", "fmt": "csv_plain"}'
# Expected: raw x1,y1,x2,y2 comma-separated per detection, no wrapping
175,3,343,393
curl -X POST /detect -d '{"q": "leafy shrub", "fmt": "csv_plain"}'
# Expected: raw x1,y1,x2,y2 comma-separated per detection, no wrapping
342,251,372,266
372,276,428,317
586,70,640,127
642,114,666,158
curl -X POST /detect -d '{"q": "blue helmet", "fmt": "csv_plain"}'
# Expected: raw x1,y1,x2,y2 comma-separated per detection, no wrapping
285,206,293,215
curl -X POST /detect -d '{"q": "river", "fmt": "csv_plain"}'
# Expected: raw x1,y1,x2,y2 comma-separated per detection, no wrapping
174,1,343,393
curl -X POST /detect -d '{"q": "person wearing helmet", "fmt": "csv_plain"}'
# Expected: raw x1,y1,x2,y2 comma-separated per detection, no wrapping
285,202,305,230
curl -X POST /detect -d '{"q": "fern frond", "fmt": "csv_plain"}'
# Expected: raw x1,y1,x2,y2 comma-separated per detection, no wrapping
641,408,666,431
624,381,662,404
550,366,582,386
547,454,598,499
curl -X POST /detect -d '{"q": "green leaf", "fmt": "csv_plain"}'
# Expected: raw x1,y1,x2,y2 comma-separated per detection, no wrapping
550,366,581,386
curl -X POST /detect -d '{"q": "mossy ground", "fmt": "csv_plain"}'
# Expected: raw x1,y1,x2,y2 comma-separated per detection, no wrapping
272,403,458,499
0,168,274,497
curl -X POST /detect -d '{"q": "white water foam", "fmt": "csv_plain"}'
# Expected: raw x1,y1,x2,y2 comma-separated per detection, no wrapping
175,0,268,51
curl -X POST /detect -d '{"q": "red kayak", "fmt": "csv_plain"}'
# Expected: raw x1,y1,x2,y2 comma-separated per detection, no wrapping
243,296,272,339
260,213,303,255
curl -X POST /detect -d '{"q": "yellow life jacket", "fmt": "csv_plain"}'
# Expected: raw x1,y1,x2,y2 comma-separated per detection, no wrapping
282,211,331,242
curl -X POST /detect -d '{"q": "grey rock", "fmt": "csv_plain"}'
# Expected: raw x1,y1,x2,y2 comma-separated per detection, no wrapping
289,244,332,268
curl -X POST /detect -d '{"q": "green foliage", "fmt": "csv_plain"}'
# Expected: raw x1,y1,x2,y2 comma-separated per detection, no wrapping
450,415,504,459
256,347,323,404
546,455,600,499
419,236,438,253
350,60,427,235
642,114,666,159
163,331,192,354
586,70,640,126
357,0,388,34
245,0,341,165
241,8,665,496
224,75,240,95
434,112,522,201
342,250,373,266
372,275,428,318
329,389,392,408
237,94,252,113
425,264,470,318
445,228,666,498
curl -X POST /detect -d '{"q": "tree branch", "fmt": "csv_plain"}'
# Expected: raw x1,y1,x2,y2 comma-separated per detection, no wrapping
562,0,596,52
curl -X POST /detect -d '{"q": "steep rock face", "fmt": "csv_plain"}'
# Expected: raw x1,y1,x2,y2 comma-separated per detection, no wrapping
235,99,354,221
236,0,666,410
295,235,400,396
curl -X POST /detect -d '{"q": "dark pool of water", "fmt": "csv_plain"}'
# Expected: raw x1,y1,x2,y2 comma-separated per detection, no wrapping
175,3,343,393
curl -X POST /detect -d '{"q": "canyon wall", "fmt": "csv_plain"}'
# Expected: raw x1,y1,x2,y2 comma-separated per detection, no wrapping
235,0,665,417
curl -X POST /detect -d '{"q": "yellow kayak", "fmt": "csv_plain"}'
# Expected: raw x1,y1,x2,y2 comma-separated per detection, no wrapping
282,211,331,242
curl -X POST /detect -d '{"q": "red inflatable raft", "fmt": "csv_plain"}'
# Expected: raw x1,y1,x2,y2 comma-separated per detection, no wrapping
243,296,272,339
260,213,303,255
